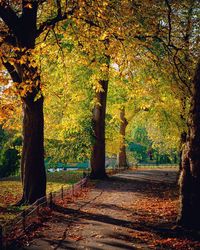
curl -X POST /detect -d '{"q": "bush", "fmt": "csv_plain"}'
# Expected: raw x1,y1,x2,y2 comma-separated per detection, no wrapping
0,128,21,178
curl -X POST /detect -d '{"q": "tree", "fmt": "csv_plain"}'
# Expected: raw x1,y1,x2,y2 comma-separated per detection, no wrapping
0,0,76,204
117,106,129,169
72,1,122,179
157,0,200,228
41,44,94,163
178,60,200,228
90,53,110,179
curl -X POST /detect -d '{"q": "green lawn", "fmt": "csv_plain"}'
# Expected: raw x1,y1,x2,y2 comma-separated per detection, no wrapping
133,164,178,169
0,171,84,224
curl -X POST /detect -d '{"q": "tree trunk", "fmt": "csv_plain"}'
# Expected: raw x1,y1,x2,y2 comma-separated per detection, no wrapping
117,107,129,169
178,96,187,174
177,131,187,184
90,79,109,179
21,93,46,204
3,58,46,205
179,132,187,171
178,60,200,229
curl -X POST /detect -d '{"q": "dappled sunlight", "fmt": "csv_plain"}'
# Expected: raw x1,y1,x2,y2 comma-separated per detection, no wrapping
34,170,199,250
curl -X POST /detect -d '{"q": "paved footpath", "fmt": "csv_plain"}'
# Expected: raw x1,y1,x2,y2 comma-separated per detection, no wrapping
19,169,177,250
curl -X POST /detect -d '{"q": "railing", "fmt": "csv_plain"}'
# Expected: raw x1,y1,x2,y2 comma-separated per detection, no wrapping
0,177,88,249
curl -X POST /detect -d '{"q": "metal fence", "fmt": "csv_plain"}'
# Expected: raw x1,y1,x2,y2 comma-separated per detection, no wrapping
0,177,88,249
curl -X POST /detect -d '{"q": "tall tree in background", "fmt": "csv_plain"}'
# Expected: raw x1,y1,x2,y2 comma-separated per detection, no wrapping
126,0,200,227
74,1,120,179
117,106,129,169
0,0,76,204
90,52,110,179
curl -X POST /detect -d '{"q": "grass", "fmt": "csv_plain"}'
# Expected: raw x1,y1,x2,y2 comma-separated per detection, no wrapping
0,171,84,224
132,164,179,169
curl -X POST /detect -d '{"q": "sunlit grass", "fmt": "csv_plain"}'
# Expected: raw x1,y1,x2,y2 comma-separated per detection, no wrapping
132,164,178,169
0,171,84,224
0,181,22,207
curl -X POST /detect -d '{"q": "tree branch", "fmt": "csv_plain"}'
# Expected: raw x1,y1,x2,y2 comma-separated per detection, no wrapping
165,0,172,46
0,4,20,36
36,6,77,37
1,58,22,83
56,0,62,17
0,34,16,47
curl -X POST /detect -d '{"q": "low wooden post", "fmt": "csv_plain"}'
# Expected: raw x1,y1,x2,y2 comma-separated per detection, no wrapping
72,184,75,196
36,201,40,217
80,179,83,191
22,211,26,232
61,186,64,200
87,168,90,176
49,192,53,210
83,171,86,178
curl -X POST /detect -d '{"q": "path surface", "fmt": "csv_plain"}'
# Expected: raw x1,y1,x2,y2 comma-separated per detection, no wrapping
18,169,179,250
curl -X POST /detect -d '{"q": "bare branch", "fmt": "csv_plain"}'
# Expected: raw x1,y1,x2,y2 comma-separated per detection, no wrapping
165,0,172,46
172,52,192,95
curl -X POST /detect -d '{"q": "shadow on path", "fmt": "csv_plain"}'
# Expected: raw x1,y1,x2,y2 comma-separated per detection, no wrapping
15,169,200,250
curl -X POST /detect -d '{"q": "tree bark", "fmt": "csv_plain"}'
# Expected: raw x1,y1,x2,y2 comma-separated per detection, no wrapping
178,60,200,229
178,94,187,169
117,107,129,169
178,131,187,172
90,79,109,179
21,93,46,204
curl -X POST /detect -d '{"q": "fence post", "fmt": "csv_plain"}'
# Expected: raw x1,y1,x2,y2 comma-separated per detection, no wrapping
87,168,90,176
49,192,53,210
83,171,86,178
72,184,75,196
61,186,64,200
22,210,26,232
81,179,84,191
0,225,3,250
36,201,40,217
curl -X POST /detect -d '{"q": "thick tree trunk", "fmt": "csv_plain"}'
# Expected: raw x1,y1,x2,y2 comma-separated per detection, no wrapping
21,94,46,204
3,58,46,205
178,61,200,229
90,52,110,179
90,79,109,179
117,107,129,169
